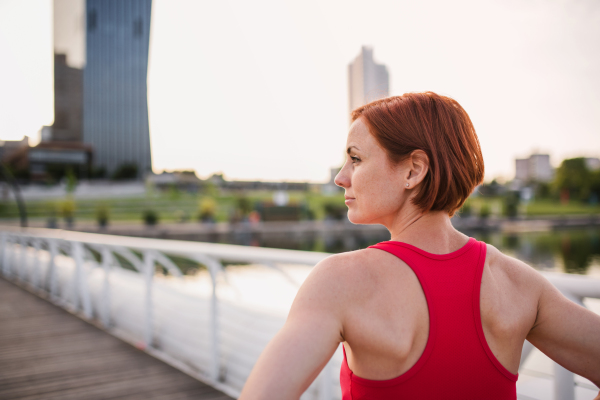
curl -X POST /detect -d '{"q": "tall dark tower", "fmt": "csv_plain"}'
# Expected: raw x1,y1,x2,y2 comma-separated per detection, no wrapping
83,0,153,177
52,0,153,178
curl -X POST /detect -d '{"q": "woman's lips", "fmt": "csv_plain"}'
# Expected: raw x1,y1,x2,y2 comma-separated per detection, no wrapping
344,197,355,205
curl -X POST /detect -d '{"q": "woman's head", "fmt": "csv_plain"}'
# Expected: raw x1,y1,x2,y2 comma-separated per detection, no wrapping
335,92,484,223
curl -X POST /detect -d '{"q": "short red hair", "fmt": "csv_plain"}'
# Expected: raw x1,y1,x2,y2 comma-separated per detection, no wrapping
351,92,484,217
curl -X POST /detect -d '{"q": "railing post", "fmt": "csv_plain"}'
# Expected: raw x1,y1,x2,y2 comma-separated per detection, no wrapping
211,269,219,382
192,254,223,383
0,233,8,277
5,234,14,278
204,259,221,383
31,239,41,290
10,235,18,278
72,241,92,319
19,236,27,282
70,242,81,310
143,250,155,348
47,239,58,298
101,246,112,328
554,363,575,400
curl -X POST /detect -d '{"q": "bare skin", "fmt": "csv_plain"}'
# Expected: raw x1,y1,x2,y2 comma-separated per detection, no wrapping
240,118,600,399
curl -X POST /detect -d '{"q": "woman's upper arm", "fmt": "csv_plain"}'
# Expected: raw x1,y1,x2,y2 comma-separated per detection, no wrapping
526,274,600,387
239,256,348,400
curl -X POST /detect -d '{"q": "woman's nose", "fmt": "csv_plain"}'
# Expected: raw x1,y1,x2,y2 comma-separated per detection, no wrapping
334,164,350,188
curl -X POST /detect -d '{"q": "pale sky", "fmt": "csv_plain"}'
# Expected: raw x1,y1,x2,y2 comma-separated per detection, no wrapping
0,0,599,182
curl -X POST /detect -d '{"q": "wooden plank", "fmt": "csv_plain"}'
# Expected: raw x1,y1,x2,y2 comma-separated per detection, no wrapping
0,278,234,400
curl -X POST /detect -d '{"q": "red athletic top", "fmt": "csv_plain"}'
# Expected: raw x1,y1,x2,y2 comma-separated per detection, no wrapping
340,238,518,399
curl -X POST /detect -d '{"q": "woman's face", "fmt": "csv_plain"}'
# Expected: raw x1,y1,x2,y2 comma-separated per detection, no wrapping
335,118,411,225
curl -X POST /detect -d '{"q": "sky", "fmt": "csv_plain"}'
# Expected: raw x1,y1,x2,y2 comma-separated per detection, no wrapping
0,0,599,183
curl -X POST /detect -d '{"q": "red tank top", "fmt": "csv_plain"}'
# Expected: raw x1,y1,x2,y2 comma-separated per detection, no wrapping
340,238,518,399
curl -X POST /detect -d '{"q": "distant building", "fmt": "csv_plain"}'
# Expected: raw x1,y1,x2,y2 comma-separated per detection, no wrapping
515,158,529,181
515,154,553,183
146,171,203,192
205,173,310,192
0,137,29,163
50,0,153,178
348,46,389,121
4,141,93,181
585,157,600,171
322,167,342,195
51,53,84,142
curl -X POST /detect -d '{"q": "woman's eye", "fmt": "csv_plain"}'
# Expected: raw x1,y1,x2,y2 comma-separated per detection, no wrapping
351,156,361,164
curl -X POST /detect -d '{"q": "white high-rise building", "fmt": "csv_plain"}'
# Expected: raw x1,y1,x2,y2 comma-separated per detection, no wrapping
515,154,553,183
585,157,600,171
348,47,389,121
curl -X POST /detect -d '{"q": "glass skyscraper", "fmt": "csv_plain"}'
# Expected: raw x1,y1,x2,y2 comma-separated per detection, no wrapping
53,0,153,177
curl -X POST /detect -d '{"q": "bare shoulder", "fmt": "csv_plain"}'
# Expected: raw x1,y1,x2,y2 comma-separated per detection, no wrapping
484,243,546,291
305,248,391,287
297,248,403,307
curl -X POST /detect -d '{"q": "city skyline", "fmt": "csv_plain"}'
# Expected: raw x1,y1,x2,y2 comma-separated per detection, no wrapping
1,0,600,182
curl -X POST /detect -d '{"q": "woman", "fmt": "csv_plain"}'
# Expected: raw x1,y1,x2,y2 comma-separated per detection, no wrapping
240,92,600,399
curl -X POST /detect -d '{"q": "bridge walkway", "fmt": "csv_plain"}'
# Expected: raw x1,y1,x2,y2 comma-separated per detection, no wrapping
0,278,234,400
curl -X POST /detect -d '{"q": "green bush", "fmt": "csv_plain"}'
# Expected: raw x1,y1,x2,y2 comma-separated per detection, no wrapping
236,194,252,217
503,192,520,218
143,209,158,226
198,197,217,222
59,198,76,228
479,203,491,219
59,199,75,219
96,204,109,227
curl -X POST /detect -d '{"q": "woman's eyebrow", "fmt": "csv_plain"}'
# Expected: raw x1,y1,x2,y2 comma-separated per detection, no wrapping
347,146,360,154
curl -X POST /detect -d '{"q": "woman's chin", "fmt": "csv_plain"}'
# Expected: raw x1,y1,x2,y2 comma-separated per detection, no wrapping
347,210,370,225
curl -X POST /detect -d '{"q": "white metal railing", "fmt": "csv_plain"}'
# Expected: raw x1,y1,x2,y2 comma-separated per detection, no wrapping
0,226,598,400
0,226,337,399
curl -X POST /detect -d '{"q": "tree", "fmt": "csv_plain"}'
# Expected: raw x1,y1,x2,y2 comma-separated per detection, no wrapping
65,168,77,193
553,158,591,202
590,170,600,204
503,191,520,218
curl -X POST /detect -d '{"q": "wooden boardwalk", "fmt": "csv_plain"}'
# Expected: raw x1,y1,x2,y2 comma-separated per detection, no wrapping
0,278,234,400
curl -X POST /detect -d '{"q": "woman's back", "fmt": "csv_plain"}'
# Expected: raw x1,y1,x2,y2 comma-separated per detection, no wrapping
339,235,536,398
340,234,538,377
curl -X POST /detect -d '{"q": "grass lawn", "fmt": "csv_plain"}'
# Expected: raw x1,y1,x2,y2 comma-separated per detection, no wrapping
464,196,600,218
523,200,600,216
0,190,347,224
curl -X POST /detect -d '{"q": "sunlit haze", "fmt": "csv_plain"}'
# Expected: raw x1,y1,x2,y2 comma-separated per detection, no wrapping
1,0,599,182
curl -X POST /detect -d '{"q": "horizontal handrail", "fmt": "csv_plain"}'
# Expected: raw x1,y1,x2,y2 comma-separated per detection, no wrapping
0,226,329,266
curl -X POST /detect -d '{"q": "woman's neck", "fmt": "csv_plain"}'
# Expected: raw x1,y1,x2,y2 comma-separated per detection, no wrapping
386,210,468,254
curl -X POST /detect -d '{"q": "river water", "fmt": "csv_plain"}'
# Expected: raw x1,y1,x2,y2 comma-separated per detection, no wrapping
175,226,600,319
213,225,600,277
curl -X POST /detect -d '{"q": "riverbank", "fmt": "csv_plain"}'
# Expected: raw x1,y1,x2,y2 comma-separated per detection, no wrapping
1,213,599,240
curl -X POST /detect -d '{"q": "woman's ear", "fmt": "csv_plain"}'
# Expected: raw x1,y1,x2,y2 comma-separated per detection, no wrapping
407,150,429,186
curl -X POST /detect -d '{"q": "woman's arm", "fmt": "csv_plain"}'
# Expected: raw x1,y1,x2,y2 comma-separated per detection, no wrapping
526,274,600,388
239,256,347,400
